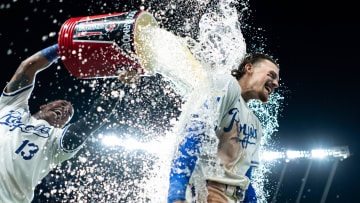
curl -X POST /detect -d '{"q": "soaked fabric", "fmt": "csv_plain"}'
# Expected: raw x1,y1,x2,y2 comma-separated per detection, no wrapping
207,184,241,203
197,75,262,188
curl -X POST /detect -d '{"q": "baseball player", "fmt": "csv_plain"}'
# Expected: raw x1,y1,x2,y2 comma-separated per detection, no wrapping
168,53,280,202
0,44,128,202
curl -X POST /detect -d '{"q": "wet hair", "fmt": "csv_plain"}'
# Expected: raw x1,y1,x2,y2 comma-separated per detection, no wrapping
231,53,279,80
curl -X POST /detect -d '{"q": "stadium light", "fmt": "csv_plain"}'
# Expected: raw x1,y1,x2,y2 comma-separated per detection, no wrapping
101,134,175,156
311,149,329,159
101,134,350,162
262,151,285,161
262,146,350,162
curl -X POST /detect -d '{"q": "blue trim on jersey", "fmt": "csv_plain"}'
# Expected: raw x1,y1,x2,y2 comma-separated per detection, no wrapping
244,167,257,203
59,125,78,153
2,84,33,97
251,160,259,165
168,120,206,203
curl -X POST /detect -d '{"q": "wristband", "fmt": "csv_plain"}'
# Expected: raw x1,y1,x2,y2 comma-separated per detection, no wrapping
40,44,59,63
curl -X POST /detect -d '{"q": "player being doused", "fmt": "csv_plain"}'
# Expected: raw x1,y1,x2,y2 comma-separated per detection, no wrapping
168,53,280,203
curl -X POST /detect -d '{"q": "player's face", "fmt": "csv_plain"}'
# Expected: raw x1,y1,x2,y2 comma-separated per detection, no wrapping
36,100,73,128
248,60,279,103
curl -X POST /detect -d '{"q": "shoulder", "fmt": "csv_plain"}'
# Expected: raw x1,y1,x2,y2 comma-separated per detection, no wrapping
212,74,241,96
212,74,240,88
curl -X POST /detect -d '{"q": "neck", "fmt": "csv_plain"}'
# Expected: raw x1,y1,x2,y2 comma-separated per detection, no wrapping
33,112,41,120
238,78,254,103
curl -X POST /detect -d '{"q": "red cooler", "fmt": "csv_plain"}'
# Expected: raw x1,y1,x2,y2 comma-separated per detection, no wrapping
58,10,158,79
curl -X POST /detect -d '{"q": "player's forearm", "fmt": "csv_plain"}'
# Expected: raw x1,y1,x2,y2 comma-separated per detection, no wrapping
6,44,59,93
168,120,206,203
61,82,123,151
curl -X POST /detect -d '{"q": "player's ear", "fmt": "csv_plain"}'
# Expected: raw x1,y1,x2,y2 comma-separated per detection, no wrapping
245,63,254,74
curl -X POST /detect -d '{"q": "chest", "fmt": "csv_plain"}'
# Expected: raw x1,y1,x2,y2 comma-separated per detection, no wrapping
215,99,261,165
0,109,52,138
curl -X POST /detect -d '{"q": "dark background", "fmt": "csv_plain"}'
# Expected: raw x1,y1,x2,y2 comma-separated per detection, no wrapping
0,0,359,202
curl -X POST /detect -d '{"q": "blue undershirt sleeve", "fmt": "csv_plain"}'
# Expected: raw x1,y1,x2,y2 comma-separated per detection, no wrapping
168,118,206,203
40,44,59,63
244,166,257,203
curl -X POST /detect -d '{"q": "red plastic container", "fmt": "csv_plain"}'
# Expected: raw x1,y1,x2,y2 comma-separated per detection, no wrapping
58,10,157,79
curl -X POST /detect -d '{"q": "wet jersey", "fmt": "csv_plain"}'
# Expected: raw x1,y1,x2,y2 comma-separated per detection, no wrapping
197,74,262,190
0,84,78,203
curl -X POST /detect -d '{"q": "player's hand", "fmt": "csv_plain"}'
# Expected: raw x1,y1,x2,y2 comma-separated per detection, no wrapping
172,201,186,203
118,70,139,84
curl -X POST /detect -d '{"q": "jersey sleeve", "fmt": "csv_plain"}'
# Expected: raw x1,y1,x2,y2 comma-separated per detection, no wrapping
50,125,83,164
0,83,34,111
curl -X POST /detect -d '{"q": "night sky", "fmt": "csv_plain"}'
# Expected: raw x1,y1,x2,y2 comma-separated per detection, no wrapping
0,0,359,202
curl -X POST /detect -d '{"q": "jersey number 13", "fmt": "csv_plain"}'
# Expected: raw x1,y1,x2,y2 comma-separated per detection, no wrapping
15,140,39,160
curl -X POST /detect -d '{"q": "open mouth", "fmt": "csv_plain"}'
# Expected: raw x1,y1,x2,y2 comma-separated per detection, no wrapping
52,109,63,120
265,85,272,95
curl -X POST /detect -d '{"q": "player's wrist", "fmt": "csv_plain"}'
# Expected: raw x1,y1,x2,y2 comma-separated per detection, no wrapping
40,44,59,63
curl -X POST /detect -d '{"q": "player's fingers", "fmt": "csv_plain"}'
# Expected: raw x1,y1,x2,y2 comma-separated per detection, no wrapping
118,70,140,84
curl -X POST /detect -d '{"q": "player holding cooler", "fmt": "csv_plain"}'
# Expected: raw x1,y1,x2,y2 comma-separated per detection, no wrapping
0,43,128,202
168,53,280,203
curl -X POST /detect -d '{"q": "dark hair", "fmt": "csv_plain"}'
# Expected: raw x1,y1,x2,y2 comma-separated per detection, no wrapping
231,53,278,80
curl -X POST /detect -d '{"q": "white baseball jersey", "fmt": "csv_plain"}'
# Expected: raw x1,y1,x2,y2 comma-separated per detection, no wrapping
0,84,78,203
195,74,262,190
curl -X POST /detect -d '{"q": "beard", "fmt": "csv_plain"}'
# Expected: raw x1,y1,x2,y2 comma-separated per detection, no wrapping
258,88,269,103
259,93,268,103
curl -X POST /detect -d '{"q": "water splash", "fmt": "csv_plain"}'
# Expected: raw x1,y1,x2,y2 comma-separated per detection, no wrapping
194,0,247,75
12,0,284,202
249,92,284,202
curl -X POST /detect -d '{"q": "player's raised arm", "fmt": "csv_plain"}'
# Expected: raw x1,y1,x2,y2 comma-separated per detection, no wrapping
6,44,59,93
